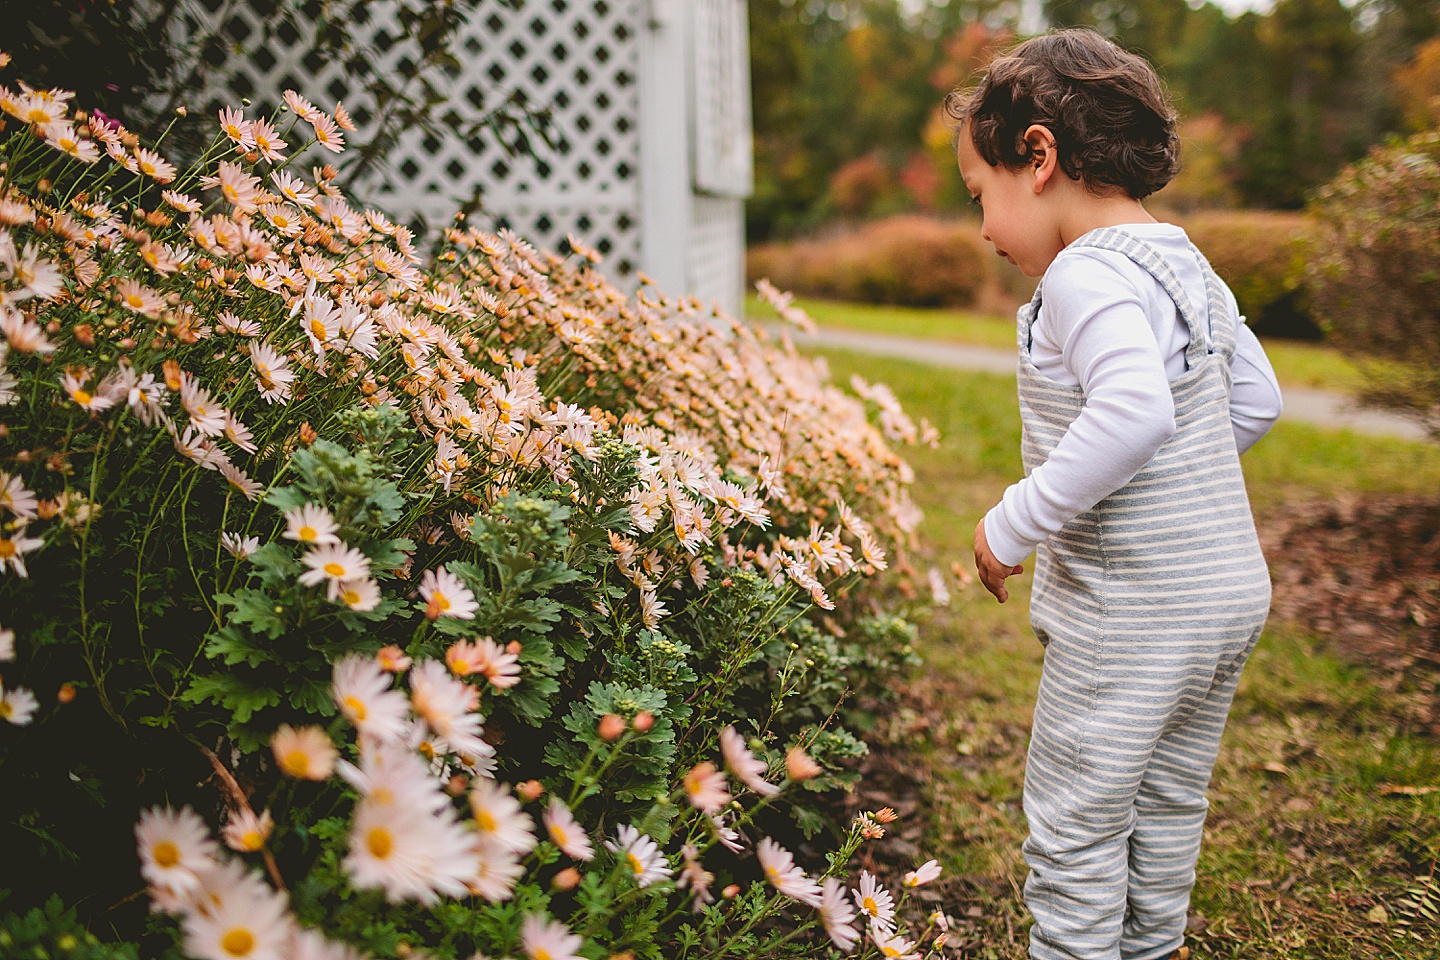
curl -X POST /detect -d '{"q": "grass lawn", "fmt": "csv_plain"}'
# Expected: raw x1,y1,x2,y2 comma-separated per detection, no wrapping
750,295,1368,394
816,348,1440,958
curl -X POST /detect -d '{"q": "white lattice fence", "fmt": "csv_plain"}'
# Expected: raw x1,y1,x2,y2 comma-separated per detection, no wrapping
173,0,643,278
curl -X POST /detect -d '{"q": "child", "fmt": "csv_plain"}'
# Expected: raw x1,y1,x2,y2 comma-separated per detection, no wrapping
950,29,1283,960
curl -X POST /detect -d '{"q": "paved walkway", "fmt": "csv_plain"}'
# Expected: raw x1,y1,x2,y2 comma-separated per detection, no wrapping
790,326,1431,442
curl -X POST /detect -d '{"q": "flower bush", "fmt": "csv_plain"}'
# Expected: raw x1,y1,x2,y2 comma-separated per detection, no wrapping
1302,129,1440,433
0,58,954,960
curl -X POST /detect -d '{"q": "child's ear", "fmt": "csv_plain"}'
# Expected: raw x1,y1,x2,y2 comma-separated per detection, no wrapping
1022,124,1059,193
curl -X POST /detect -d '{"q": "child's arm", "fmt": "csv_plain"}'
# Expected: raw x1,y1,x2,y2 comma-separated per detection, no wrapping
1229,318,1283,452
977,255,1177,596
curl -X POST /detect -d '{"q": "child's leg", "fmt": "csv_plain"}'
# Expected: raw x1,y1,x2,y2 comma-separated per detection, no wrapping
1120,636,1255,960
1021,631,1152,960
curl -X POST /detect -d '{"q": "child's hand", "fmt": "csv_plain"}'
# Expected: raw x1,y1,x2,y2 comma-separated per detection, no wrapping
974,518,1024,604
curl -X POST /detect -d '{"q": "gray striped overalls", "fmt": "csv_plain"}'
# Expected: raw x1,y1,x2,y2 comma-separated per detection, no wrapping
1015,228,1272,960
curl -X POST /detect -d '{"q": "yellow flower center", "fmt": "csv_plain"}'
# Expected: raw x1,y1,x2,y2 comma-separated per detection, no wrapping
476,808,497,832
73,389,92,405
627,851,645,875
341,589,362,606
367,826,393,859
450,657,469,674
126,294,144,308
0,701,12,720
225,123,243,139
310,319,327,340
534,951,552,960
882,948,901,958
240,830,264,852
140,160,156,175
280,749,310,778
0,540,16,559
343,695,367,720
297,525,317,541
550,824,568,846
765,865,780,879
435,593,452,611
323,562,346,577
220,928,255,957
152,840,181,868
863,896,878,915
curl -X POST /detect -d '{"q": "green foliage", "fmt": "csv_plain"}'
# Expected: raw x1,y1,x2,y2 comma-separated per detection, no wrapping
1302,129,1440,433
0,895,141,960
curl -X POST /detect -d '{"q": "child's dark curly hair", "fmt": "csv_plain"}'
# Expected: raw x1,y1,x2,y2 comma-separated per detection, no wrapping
944,28,1180,200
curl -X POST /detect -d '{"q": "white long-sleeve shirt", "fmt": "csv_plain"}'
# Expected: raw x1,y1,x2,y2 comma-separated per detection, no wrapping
984,223,1284,568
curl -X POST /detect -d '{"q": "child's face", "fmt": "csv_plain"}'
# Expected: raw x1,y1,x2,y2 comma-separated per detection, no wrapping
956,128,1062,278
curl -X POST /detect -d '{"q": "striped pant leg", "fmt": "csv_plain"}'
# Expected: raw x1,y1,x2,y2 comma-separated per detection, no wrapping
1021,630,1151,960
1120,629,1259,959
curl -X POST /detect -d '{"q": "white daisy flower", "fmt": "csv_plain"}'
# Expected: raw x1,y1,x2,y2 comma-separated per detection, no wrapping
0,624,14,662
852,870,896,935
720,726,779,797
219,461,262,501
335,578,380,612
682,761,729,815
0,682,38,725
542,798,595,862
520,914,584,960
0,471,38,518
468,779,538,857
869,928,919,959
332,654,409,742
271,724,338,780
605,824,672,887
345,794,479,905
283,504,340,546
821,877,861,952
249,342,293,404
408,660,493,763
180,376,227,437
221,532,260,559
180,865,293,960
298,544,371,598
756,837,823,907
419,566,478,620
61,370,116,414
222,808,275,853
466,842,525,902
0,530,45,577
902,858,941,888
134,806,219,896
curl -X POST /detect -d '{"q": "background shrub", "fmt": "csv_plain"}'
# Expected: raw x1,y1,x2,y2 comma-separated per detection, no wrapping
1302,129,1440,433
747,215,993,309
1170,210,1318,340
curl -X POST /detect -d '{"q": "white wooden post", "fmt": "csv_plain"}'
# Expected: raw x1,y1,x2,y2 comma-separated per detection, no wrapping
638,0,693,296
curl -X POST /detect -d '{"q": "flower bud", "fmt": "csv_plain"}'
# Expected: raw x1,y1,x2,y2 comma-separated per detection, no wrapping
632,710,654,733
722,884,741,899
598,713,626,742
506,640,523,656
874,807,897,824
518,779,545,802
56,683,77,704
552,866,581,891
446,774,468,796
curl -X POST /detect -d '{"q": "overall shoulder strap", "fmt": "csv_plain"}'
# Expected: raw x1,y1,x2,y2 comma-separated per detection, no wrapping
1066,226,1211,370
1187,242,1238,361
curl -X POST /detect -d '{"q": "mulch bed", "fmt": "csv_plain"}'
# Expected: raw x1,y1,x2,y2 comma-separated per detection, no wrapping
1257,494,1440,732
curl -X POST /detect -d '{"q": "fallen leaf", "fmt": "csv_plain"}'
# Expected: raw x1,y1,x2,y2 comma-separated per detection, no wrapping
1368,903,1389,925
1378,783,1440,797
1261,760,1290,776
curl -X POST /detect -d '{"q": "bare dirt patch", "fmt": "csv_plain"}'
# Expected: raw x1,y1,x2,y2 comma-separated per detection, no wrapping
1257,494,1440,732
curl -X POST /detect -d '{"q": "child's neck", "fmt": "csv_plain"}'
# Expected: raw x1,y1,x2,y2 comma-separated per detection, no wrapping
1058,194,1158,248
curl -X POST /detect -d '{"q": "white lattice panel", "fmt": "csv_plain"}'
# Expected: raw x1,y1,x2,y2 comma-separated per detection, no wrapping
687,194,744,317
172,0,643,278
691,0,752,198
